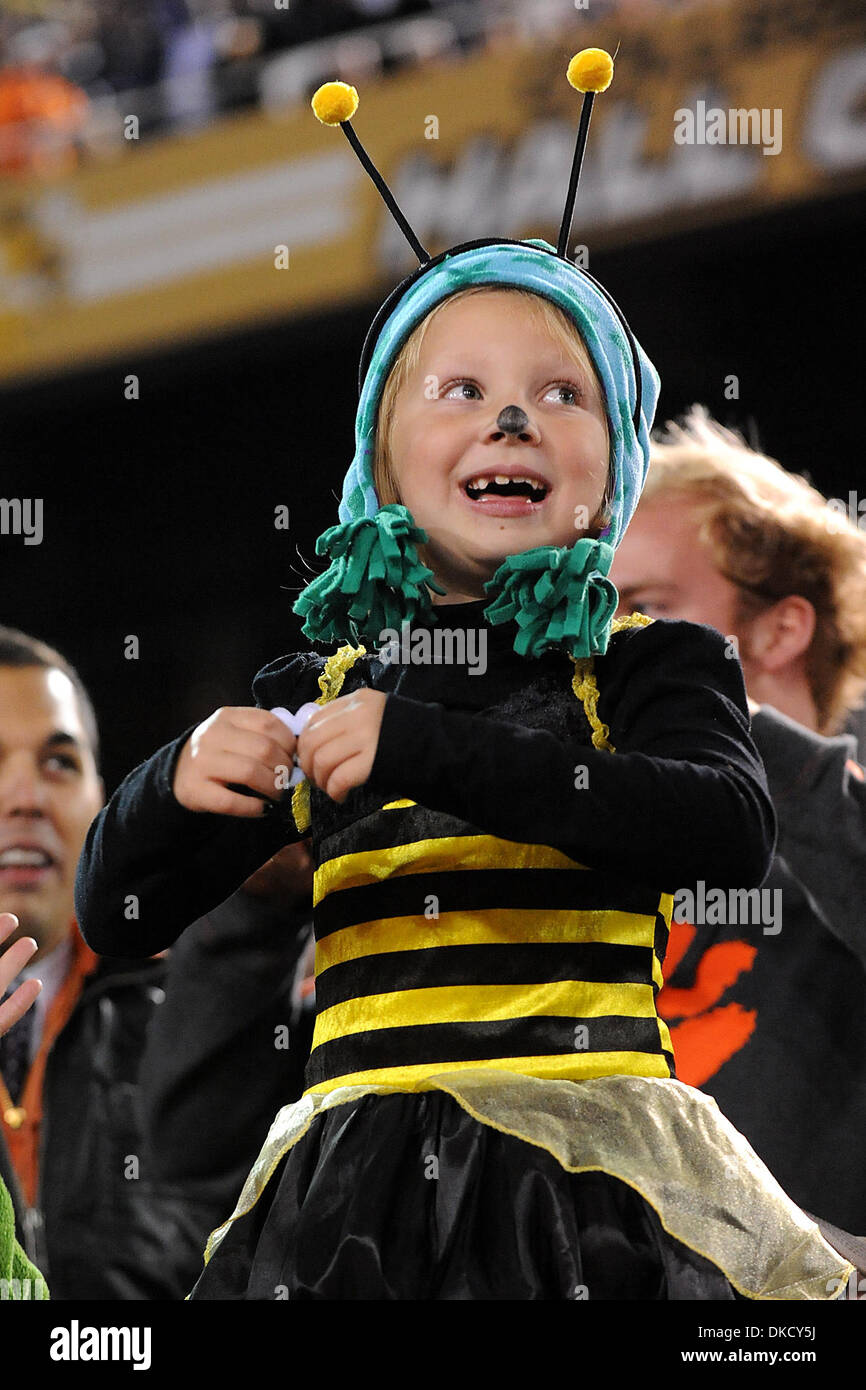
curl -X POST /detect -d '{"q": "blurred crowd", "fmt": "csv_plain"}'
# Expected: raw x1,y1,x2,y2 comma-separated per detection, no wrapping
0,0,471,176
0,0,687,177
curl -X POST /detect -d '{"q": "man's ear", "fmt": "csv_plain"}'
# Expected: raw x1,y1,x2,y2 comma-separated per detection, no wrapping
746,595,816,673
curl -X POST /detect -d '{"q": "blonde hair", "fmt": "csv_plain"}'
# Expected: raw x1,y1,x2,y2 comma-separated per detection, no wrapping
372,285,612,536
645,406,866,733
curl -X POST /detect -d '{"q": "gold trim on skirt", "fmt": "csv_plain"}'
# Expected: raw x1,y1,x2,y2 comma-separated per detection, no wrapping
202,1070,852,1300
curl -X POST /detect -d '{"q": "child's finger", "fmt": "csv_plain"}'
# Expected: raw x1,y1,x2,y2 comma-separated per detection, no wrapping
221,722,297,767
230,707,301,758
208,750,291,805
299,705,366,766
325,752,372,804
298,731,362,789
197,781,282,819
303,700,361,738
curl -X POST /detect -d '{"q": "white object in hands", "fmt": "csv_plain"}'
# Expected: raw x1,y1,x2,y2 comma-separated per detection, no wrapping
271,703,320,786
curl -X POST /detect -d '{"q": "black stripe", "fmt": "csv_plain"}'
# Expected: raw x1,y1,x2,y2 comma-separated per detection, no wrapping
320,802,511,859
305,1014,668,1087
654,909,671,968
322,803,605,864
317,942,653,1009
315,866,661,940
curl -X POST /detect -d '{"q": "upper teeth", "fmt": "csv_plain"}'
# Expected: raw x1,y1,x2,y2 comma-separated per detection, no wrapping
466,475,546,491
0,849,50,867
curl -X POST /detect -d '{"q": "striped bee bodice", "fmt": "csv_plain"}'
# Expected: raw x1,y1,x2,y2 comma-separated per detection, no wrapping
292,613,675,1098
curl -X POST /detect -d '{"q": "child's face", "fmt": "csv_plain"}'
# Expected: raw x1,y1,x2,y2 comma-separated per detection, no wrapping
388,291,610,601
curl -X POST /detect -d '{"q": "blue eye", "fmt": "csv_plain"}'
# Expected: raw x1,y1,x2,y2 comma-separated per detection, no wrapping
545,383,583,405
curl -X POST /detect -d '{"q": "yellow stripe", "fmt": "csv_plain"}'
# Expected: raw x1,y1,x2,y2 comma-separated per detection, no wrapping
381,798,417,810
656,1014,674,1058
303,1050,672,1096
314,834,589,902
313,980,658,1045
316,908,659,971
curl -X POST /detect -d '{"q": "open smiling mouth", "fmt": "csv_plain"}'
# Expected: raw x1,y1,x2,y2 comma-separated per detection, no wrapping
462,476,550,512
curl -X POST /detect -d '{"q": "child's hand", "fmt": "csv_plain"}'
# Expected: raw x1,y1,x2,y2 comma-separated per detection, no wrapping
173,707,298,816
297,690,388,804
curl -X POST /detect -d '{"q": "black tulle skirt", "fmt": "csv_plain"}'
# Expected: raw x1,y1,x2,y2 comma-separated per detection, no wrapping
188,1090,739,1300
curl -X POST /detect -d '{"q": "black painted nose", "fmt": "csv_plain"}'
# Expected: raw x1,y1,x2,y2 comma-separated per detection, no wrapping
496,405,529,435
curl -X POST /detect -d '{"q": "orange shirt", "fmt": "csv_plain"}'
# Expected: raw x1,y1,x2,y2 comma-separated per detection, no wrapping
1,924,99,1208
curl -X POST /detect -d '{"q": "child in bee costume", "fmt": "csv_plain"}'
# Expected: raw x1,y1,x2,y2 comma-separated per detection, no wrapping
75,51,852,1300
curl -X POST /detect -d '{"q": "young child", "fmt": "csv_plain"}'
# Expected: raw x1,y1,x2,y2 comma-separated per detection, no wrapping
74,56,852,1300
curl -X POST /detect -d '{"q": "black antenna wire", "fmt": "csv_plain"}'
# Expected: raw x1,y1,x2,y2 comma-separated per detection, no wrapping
557,92,595,259
340,120,430,265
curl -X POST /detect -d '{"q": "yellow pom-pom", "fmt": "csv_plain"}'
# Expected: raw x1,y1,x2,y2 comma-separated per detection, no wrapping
311,81,359,126
567,49,614,94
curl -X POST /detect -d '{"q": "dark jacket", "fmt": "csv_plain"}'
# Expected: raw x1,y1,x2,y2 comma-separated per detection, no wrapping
138,889,316,1220
1,941,228,1300
658,705,866,1233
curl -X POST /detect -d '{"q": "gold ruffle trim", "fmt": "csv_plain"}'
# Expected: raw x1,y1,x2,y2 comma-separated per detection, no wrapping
202,1070,852,1299
291,642,369,833
570,612,656,753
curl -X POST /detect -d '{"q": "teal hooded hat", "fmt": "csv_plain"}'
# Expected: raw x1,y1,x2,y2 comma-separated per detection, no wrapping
292,235,661,661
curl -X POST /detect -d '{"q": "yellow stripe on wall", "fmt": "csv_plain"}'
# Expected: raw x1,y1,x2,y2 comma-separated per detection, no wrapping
313,980,659,1045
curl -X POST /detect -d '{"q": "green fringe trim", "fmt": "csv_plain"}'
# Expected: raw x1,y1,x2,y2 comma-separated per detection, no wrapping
482,539,618,660
293,504,446,647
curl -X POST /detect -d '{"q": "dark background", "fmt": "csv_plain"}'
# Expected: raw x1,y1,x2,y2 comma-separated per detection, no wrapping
2,185,864,791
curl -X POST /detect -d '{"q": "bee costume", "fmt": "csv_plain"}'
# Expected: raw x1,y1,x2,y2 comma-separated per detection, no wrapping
75,50,853,1299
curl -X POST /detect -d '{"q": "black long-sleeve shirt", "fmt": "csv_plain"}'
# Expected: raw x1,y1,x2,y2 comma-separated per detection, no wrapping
75,608,775,959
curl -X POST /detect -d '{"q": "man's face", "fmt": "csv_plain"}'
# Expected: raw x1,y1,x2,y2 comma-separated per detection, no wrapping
0,666,103,961
610,495,746,642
